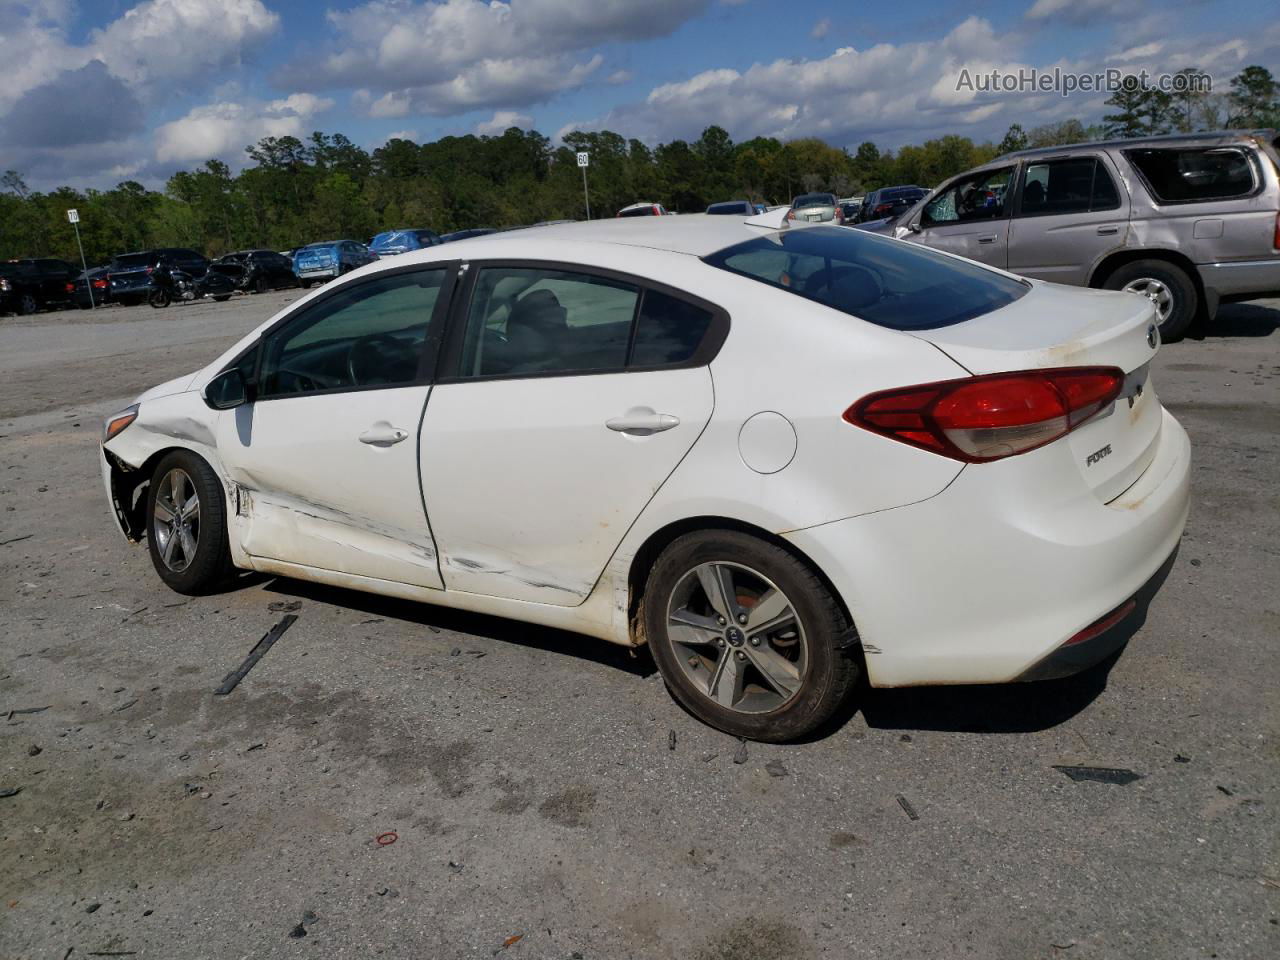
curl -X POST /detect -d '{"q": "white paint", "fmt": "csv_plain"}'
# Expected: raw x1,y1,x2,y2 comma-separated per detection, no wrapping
737,411,797,475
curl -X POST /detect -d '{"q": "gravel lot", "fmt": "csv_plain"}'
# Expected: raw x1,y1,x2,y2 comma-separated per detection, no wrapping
1,292,1277,959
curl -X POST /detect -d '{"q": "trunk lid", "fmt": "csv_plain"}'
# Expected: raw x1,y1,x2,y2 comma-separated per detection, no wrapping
913,281,1163,502
295,247,335,270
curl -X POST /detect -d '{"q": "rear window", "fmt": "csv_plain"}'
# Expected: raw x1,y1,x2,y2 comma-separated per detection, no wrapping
1125,147,1257,203
618,206,657,217
703,226,1027,331
793,194,833,208
112,253,154,269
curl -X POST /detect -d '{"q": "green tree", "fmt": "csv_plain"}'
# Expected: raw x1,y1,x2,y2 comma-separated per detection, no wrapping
997,123,1029,154
1228,65,1280,126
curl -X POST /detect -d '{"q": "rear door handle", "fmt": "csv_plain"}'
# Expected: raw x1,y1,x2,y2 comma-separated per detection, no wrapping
976,234,997,244
1097,225,1120,235
606,410,680,436
359,423,409,446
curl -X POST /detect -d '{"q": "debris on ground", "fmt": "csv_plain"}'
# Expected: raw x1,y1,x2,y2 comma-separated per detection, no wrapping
0,534,33,546
668,730,677,751
498,933,523,951
268,599,302,612
765,760,788,778
287,923,307,939
0,787,21,799
900,734,913,742
85,902,101,914
1174,754,1191,763
732,739,748,764
376,831,398,846
896,794,920,821
5,705,50,720
1217,785,1235,796
111,699,138,713
1052,765,1144,785
450,648,462,657
27,744,42,756
701,752,717,762
448,861,463,873
214,614,297,696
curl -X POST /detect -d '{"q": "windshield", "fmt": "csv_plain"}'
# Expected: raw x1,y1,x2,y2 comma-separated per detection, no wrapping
703,226,1027,330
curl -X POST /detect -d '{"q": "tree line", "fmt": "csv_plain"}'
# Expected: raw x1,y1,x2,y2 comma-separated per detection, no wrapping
1,65,1275,267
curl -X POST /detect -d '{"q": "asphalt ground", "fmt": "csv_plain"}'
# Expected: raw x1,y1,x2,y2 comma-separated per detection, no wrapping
1,291,1277,959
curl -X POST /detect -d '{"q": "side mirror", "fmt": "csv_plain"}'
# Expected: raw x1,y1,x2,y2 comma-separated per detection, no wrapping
204,367,254,410
907,220,923,233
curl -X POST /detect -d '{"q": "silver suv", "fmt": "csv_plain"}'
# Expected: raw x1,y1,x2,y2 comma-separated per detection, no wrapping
889,131,1280,340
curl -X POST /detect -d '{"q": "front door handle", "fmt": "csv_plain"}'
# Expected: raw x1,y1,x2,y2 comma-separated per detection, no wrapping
359,422,409,446
606,409,680,436
1097,225,1120,235
976,234,998,244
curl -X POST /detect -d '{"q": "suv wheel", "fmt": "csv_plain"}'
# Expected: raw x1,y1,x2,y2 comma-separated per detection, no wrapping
642,530,859,742
1105,260,1197,342
18,293,39,315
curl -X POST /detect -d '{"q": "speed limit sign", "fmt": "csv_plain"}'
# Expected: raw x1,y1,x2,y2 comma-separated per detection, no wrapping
576,152,589,168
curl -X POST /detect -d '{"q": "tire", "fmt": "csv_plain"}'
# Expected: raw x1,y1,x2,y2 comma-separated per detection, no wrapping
298,279,312,289
642,530,858,742
18,293,38,315
1103,259,1197,342
145,451,234,595
253,275,268,294
213,295,231,302
148,289,171,309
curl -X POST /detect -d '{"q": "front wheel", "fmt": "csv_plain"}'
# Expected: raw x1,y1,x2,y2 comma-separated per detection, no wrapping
643,530,859,742
18,293,39,315
148,289,171,309
145,451,233,594
298,279,312,289
212,295,231,302
1104,260,1197,342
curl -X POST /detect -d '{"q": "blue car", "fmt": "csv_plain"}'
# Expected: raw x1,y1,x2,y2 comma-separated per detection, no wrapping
292,240,378,287
368,228,442,257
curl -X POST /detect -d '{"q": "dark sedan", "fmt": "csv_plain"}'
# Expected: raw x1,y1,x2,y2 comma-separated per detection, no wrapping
857,186,929,223
66,266,112,309
1,258,77,315
108,248,210,305
212,250,298,293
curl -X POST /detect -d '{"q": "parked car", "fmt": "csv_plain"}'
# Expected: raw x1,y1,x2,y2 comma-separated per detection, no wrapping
66,266,112,309
706,200,756,216
369,229,443,257
292,240,378,287
889,130,1280,340
108,249,210,306
100,217,1188,742
838,197,863,222
857,186,929,223
212,250,298,294
789,193,842,224
0,258,77,315
439,228,499,243
148,260,236,307
617,202,668,217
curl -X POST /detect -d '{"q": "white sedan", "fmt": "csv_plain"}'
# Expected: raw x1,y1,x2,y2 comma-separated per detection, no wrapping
100,212,1190,741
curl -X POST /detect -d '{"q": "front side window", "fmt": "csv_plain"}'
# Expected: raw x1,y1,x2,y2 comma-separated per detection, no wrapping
259,269,445,397
1125,146,1257,203
1018,157,1120,216
923,167,1013,226
704,226,1027,331
458,267,639,377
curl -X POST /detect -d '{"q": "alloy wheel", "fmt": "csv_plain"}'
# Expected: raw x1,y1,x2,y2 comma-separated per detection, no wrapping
665,561,808,714
1121,277,1174,323
152,468,200,573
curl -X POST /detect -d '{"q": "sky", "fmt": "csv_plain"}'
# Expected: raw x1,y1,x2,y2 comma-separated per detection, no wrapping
0,0,1277,191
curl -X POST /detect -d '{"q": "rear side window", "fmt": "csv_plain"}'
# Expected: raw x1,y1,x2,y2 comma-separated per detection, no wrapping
1018,158,1121,216
630,290,714,366
1125,147,1257,203
704,226,1027,331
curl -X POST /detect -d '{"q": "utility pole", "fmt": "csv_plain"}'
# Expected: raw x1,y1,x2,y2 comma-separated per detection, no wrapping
577,152,591,220
67,208,93,309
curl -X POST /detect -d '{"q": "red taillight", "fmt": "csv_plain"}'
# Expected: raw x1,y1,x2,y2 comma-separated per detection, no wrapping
1274,212,1280,250
873,203,892,217
66,282,75,292
92,278,108,289
845,367,1125,463
1064,600,1136,646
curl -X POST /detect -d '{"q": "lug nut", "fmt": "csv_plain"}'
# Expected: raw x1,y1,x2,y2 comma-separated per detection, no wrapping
716,616,726,626
749,636,760,647
734,651,747,661
717,638,726,648
737,614,747,624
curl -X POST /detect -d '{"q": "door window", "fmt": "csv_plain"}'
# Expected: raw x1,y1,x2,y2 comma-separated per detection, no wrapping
1018,158,1121,216
259,269,446,397
458,267,640,377
629,289,715,366
922,168,1013,226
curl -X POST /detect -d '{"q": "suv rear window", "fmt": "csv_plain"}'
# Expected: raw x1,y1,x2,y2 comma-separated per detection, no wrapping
111,253,154,269
1125,147,1257,203
703,226,1027,330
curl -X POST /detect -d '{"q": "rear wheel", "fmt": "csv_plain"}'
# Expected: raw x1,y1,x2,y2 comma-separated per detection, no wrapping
253,275,268,294
212,295,231,302
1104,259,1196,342
643,530,858,742
298,279,312,289
145,451,233,594
18,293,38,315
148,288,171,309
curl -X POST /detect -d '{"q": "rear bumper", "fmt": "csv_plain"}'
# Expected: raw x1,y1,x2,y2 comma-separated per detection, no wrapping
1197,258,1280,299
784,407,1191,687
296,266,338,279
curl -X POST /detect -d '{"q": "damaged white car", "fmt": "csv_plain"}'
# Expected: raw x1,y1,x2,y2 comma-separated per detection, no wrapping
101,213,1190,741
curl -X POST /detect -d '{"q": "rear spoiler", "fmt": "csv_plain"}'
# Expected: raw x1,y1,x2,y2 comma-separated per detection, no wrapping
745,207,791,230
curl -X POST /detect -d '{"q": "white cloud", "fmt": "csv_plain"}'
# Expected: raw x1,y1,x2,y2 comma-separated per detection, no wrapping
606,69,634,85
1026,0,1143,25
154,93,334,164
474,110,534,135
279,0,709,116
811,18,830,40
